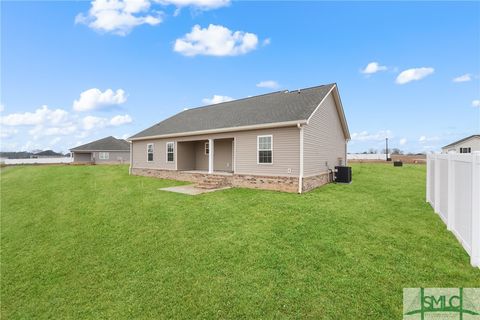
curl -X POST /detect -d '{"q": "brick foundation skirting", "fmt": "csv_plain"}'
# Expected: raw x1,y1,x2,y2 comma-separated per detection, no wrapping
302,172,331,192
232,174,299,193
130,168,233,185
131,168,331,193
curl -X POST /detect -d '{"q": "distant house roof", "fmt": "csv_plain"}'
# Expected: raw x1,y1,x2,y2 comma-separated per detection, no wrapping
34,150,63,156
70,136,130,152
442,134,480,149
130,83,349,140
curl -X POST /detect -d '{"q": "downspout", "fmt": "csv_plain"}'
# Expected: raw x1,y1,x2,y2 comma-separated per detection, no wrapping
345,139,348,166
129,141,133,175
298,123,304,194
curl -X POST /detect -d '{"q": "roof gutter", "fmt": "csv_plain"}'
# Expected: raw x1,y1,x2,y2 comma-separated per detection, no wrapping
128,120,307,142
69,149,129,152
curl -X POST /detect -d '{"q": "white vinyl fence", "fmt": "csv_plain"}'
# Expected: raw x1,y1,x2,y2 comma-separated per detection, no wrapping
426,152,480,267
2,157,73,165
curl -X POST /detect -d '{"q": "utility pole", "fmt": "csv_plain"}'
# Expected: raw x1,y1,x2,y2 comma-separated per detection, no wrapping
386,138,389,161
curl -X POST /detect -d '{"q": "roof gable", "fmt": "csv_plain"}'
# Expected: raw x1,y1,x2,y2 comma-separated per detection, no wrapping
443,134,480,148
70,136,130,152
130,84,338,140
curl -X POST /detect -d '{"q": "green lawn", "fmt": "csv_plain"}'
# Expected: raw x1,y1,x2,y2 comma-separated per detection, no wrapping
1,164,478,319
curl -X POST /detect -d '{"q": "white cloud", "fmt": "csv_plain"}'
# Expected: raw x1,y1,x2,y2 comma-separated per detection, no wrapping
351,130,392,141
50,137,62,146
396,67,434,84
472,100,480,107
156,0,229,9
0,103,134,152
256,80,279,89
361,62,388,74
110,114,133,126
0,100,132,148
75,0,231,35
21,141,44,152
73,88,127,112
262,38,271,46
0,105,82,142
75,0,163,36
82,114,133,130
119,133,131,140
0,127,18,139
174,24,260,57
0,105,69,126
29,125,78,139
82,116,109,130
453,74,472,83
419,135,439,143
399,138,407,146
202,95,234,105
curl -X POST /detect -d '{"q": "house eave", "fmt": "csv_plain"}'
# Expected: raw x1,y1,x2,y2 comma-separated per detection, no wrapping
442,135,480,149
70,149,130,152
128,120,307,142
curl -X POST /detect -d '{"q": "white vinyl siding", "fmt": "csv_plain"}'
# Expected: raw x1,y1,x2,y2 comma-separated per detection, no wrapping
131,127,299,176
303,93,347,177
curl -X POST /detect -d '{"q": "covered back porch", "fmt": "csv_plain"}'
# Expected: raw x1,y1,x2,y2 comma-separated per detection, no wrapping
176,137,235,174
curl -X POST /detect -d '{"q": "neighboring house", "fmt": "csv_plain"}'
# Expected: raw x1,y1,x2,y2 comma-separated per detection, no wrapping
31,150,64,158
70,136,130,164
442,135,480,153
128,83,350,193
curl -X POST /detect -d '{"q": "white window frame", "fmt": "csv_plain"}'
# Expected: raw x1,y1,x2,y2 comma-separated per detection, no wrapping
99,152,109,160
205,141,209,155
257,135,273,165
166,141,175,163
147,143,154,162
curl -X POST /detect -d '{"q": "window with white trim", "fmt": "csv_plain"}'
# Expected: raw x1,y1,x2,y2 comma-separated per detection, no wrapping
147,143,154,162
460,147,471,153
167,142,174,162
257,135,272,164
205,142,209,155
99,152,109,160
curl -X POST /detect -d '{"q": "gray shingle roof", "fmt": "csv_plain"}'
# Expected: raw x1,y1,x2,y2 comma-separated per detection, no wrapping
70,136,130,152
34,150,63,156
443,134,480,148
130,84,336,139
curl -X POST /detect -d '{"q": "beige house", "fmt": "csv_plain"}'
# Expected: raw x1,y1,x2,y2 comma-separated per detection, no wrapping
70,136,130,164
442,135,480,154
128,83,350,193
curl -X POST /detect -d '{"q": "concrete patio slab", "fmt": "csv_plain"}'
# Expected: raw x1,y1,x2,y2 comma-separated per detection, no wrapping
158,184,231,195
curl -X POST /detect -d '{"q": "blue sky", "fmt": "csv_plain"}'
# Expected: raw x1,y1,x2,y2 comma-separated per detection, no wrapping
1,0,479,153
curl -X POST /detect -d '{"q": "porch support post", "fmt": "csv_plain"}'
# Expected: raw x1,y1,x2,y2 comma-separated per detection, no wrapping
208,138,214,173
471,152,480,267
